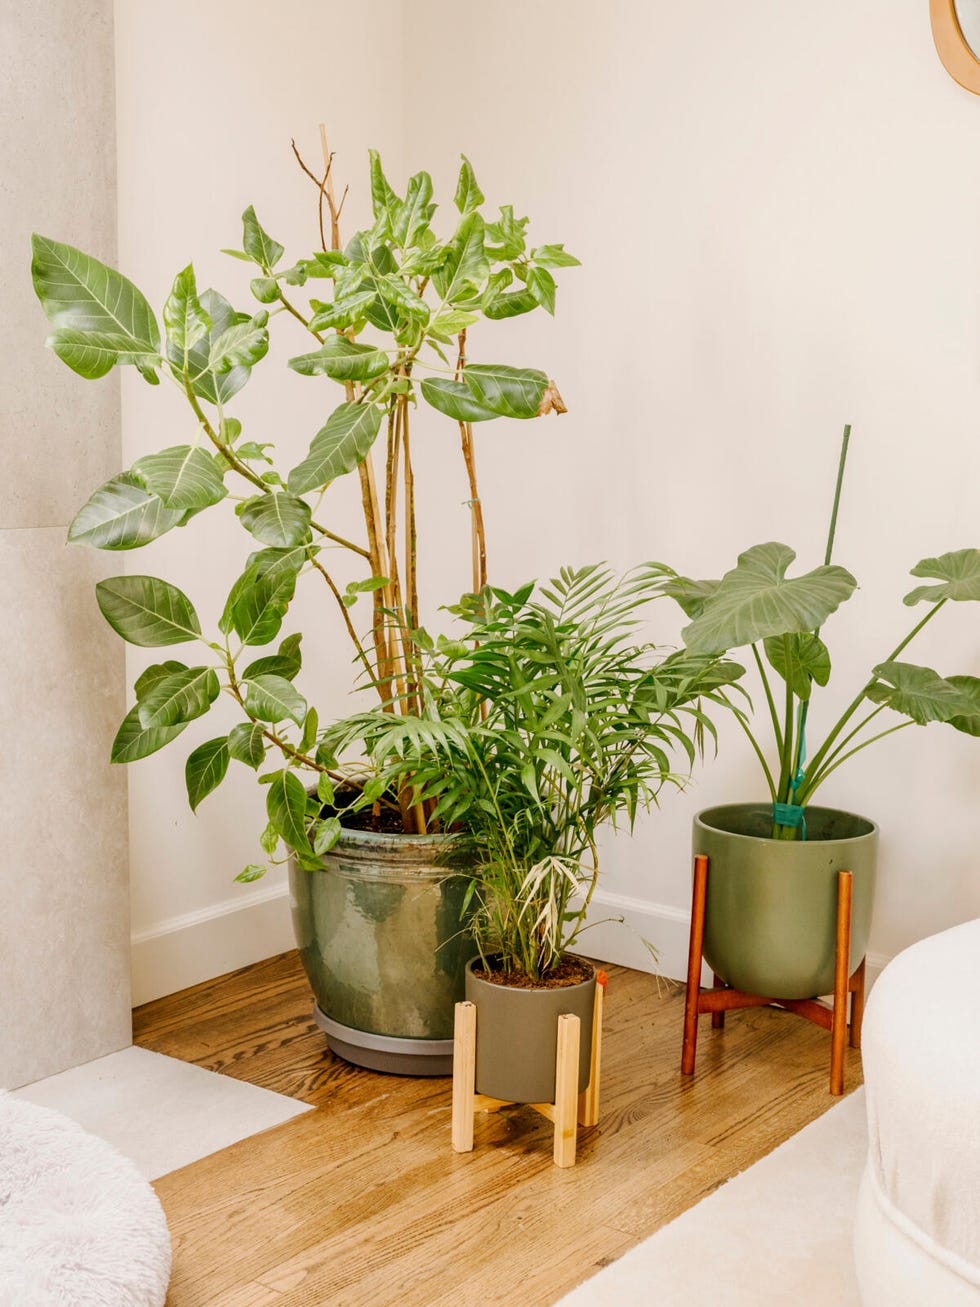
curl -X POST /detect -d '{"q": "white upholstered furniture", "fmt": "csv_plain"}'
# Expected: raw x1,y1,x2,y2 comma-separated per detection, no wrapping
854,918,980,1304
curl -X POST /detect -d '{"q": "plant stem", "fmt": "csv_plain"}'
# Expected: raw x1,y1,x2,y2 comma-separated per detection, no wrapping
751,643,784,756
802,721,915,799
797,703,885,800
456,330,487,592
823,424,851,568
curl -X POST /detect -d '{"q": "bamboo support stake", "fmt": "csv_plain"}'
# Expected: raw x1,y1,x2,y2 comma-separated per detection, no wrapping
578,973,605,1128
681,855,709,1075
831,870,853,1096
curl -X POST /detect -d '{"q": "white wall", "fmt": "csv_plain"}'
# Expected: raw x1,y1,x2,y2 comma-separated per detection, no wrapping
117,0,979,1001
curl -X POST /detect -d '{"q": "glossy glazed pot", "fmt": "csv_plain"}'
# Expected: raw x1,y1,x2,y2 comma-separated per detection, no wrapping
464,957,596,1103
693,804,878,999
289,828,474,1075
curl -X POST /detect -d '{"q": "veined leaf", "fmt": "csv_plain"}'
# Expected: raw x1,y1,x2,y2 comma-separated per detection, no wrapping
288,336,389,382
96,575,201,647
137,665,219,728
903,549,980,605
47,330,160,379
374,275,430,323
287,402,382,494
266,769,314,861
242,205,284,270
243,633,303,682
427,307,479,342
463,364,549,419
134,660,188,700
313,816,342,855
308,290,376,331
31,235,160,377
419,378,499,423
164,265,211,356
239,493,312,547
368,150,398,232
228,721,267,768
209,315,269,373
763,633,831,701
224,567,295,646
682,543,857,655
69,474,184,549
531,243,581,268
866,660,979,726
132,445,227,511
454,155,484,215
236,864,267,883
185,737,230,812
245,673,307,725
662,576,720,620
111,705,188,763
483,290,537,321
527,266,556,315
172,290,253,405
436,212,489,303
947,675,980,736
392,170,435,248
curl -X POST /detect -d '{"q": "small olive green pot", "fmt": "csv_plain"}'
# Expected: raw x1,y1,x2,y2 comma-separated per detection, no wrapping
693,804,878,1000
464,958,596,1103
289,828,474,1075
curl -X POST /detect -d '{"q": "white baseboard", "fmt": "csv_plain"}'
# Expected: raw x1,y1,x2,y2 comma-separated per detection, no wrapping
577,889,890,990
130,885,294,1007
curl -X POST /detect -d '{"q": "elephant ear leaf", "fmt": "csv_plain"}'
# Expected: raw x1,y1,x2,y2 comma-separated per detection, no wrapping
32,235,161,381
661,576,720,620
763,633,831,701
945,675,980,736
903,549,980,605
866,661,977,726
682,543,857,655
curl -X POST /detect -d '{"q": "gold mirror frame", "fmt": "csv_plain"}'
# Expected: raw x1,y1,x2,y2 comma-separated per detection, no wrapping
931,0,980,92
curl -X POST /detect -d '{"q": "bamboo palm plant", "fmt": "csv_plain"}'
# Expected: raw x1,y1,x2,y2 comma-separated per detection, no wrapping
323,564,745,980
32,133,583,872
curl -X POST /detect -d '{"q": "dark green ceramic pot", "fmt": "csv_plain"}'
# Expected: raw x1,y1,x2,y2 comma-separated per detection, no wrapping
693,804,878,1000
289,828,474,1075
465,958,596,1103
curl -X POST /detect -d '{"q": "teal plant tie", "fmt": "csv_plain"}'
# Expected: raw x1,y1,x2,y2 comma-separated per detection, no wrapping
772,802,806,834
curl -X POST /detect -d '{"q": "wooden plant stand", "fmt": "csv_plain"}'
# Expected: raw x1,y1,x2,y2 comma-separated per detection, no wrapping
451,975,605,1168
681,856,866,1096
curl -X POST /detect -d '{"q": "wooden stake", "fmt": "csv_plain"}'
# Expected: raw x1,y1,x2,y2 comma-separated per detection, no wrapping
578,974,605,1128
830,870,852,1096
681,855,709,1075
849,956,866,1049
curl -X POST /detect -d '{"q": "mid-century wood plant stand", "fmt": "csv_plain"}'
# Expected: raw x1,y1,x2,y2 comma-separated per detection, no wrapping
451,974,606,1168
681,855,866,1096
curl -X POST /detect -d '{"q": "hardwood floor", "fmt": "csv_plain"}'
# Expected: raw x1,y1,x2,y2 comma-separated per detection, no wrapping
134,951,863,1307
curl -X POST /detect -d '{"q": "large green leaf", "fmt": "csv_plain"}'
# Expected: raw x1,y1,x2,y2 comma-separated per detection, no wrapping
866,661,975,725
224,568,295,646
31,235,161,378
69,474,184,549
287,403,383,494
682,543,858,655
392,171,435,248
227,721,267,769
243,633,303,682
111,705,188,763
241,206,284,270
435,212,489,303
164,265,211,357
244,674,307,726
903,549,980,606
185,737,230,812
419,378,499,423
266,769,314,862
208,315,269,373
763,633,831,701
288,337,389,382
171,290,252,404
131,446,227,511
134,660,189,700
483,290,537,321
454,155,484,215
239,493,312,547
947,675,980,736
368,151,399,233
463,364,550,419
96,575,201,646
136,665,219,728
662,576,720,619
308,291,376,331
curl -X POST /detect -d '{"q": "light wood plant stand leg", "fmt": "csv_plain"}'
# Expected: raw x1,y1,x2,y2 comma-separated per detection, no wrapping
451,978,605,1168
681,855,865,1096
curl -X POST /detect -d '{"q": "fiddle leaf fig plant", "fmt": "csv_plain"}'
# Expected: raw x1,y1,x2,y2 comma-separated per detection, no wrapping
32,135,581,872
667,427,980,838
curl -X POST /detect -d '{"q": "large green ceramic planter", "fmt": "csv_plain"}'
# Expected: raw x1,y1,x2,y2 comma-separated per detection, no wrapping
289,828,474,1076
464,958,596,1103
693,804,878,1000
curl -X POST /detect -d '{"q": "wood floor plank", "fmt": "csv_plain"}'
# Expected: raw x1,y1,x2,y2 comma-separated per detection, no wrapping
137,952,862,1306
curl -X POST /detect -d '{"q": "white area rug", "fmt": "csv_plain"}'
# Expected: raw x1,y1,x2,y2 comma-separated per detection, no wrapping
13,1045,312,1180
0,1094,171,1306
559,1089,868,1306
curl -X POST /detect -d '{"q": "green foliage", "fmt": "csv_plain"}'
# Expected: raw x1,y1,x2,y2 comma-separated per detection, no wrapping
666,431,980,832
186,737,230,812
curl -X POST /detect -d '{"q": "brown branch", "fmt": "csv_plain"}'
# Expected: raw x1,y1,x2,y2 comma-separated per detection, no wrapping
455,330,488,591
290,137,329,253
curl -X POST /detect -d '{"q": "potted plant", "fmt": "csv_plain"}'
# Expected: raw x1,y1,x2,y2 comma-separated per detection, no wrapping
326,566,743,1101
30,135,583,1072
665,427,980,999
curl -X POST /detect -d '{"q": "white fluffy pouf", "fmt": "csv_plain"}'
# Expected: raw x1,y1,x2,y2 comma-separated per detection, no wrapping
0,1093,171,1306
